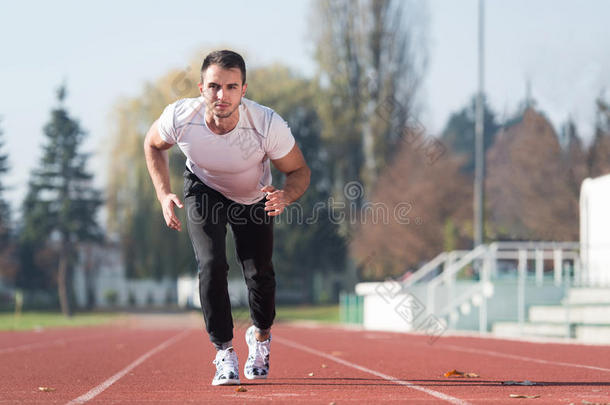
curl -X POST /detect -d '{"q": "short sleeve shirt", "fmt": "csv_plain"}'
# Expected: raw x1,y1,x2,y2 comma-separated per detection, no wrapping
157,97,295,204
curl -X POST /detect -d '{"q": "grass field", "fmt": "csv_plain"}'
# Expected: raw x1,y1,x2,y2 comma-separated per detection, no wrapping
0,312,122,331
275,305,339,323
0,305,340,331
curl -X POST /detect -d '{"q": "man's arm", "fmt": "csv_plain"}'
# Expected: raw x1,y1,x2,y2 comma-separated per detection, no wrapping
143,120,184,231
262,144,311,216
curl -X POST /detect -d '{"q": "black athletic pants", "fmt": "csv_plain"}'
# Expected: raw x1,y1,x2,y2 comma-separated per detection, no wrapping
183,168,276,346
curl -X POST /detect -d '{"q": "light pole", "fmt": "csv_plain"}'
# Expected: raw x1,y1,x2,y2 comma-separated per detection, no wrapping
474,0,485,247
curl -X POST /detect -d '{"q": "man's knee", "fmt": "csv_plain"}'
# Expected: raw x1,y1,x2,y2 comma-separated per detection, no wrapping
199,258,230,281
242,259,275,287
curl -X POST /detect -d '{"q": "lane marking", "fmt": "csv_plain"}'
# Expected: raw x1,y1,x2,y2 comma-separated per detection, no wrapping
436,343,610,373
66,329,191,405
274,336,471,405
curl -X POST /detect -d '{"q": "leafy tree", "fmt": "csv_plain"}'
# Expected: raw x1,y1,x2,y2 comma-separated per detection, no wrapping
19,85,102,315
486,108,578,241
311,0,428,199
107,60,347,302
351,141,471,279
247,65,346,302
106,60,201,280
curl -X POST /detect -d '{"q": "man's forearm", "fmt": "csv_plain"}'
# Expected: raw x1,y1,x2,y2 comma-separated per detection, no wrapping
282,166,311,203
144,145,172,202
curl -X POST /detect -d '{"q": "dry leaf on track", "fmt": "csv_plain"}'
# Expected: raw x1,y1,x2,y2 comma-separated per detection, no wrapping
235,386,247,392
38,387,56,392
444,369,479,378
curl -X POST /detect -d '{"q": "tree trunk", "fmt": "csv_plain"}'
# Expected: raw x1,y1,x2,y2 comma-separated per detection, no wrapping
57,246,72,317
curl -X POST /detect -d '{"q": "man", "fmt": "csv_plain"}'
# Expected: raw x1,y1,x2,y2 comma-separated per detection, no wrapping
143,50,310,385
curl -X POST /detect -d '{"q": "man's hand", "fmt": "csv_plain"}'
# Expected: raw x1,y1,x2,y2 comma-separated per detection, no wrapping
144,120,183,231
161,193,184,231
261,185,289,216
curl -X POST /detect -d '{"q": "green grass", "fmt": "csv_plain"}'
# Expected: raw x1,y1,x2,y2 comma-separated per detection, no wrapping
275,305,339,323
0,312,122,331
0,305,340,331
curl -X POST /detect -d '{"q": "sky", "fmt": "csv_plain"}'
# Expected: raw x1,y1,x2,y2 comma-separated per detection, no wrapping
1,0,609,219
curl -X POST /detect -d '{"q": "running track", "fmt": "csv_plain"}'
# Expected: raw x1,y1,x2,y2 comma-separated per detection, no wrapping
1,314,609,404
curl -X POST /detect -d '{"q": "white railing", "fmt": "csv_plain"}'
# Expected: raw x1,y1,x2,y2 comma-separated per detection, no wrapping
425,245,490,333
490,241,581,286
401,250,470,287
402,241,580,333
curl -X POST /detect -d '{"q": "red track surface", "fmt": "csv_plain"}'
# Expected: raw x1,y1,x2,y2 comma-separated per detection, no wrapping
1,314,609,404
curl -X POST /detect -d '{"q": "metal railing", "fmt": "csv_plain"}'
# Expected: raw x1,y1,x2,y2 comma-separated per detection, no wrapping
402,250,470,287
402,241,580,333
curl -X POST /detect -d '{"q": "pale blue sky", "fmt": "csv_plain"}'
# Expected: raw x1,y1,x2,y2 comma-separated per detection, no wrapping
1,0,609,217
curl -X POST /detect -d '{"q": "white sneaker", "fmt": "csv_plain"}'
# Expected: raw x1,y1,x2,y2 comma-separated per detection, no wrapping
212,347,240,386
244,325,271,379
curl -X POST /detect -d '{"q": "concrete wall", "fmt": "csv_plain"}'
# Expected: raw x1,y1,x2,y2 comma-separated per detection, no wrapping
357,280,565,332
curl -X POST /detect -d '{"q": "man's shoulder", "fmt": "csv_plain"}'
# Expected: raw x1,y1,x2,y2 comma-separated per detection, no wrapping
241,97,274,115
168,97,206,127
240,98,279,137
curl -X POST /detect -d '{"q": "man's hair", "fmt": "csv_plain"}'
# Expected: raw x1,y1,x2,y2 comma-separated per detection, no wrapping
200,50,246,84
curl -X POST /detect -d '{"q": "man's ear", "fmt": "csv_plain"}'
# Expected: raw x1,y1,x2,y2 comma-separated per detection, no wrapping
242,83,248,97
198,82,203,93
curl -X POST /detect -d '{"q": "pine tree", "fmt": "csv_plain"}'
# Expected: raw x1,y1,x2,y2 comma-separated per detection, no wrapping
0,119,15,283
441,95,499,173
588,98,610,177
0,120,10,245
20,85,102,315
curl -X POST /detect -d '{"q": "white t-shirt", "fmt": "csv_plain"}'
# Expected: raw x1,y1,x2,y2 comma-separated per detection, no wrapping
157,97,295,204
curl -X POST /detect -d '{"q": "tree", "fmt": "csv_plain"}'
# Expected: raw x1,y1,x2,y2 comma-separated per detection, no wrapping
311,0,428,199
559,119,587,200
246,65,346,302
486,108,578,241
106,60,201,280
19,85,102,315
0,119,16,283
107,59,347,301
588,98,610,177
441,95,500,173
351,140,471,279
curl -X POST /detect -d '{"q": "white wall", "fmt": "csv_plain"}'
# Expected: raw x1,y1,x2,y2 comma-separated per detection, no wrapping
177,275,249,309
580,174,610,286
73,244,176,308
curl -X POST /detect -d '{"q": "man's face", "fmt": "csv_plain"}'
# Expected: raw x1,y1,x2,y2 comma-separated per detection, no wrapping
199,64,247,119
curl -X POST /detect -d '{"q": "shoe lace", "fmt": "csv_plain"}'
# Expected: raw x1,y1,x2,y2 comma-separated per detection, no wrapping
251,339,270,369
214,348,238,374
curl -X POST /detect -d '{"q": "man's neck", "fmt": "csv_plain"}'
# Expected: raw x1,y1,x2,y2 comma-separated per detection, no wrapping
205,109,240,135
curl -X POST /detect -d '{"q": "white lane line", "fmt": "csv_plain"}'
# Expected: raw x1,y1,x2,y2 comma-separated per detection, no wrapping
274,336,471,405
66,329,191,405
436,343,610,373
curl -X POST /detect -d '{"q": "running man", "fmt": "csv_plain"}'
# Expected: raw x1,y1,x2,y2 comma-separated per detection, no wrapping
143,50,310,385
